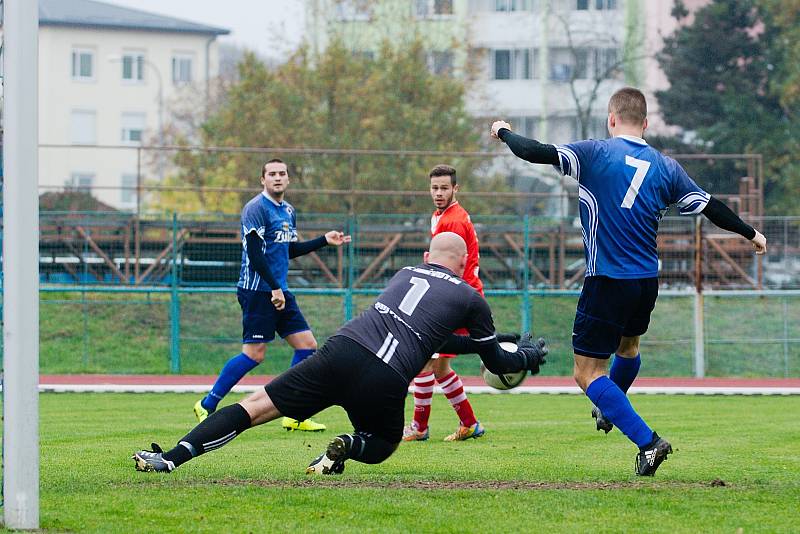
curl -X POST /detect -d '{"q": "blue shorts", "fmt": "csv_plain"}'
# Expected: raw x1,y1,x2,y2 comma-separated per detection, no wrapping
237,287,311,344
572,276,658,359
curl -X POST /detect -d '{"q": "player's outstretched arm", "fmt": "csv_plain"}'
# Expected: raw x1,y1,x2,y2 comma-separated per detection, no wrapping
287,231,351,259
701,197,767,255
490,120,560,165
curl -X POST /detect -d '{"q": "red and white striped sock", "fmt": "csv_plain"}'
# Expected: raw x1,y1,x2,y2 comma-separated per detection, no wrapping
411,371,435,432
437,371,478,428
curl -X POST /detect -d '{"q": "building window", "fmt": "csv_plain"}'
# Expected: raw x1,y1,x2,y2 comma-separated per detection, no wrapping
494,50,511,79
429,51,454,75
574,48,589,79
68,172,95,192
594,48,620,78
549,47,588,81
575,0,616,10
415,0,453,17
71,48,94,80
495,0,533,11
122,52,145,82
434,0,454,14
70,110,97,145
493,49,537,80
172,55,193,84
121,112,146,144
596,0,616,9
507,116,539,138
335,1,371,20
121,174,137,206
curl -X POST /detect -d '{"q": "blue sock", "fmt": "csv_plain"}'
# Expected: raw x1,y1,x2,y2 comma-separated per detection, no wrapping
609,353,641,393
586,376,654,449
290,349,315,367
202,353,259,412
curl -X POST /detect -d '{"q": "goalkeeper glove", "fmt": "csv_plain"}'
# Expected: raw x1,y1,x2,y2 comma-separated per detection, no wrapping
516,332,548,374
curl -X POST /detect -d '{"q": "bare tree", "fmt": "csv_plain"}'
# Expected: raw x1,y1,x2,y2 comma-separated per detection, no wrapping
553,10,648,140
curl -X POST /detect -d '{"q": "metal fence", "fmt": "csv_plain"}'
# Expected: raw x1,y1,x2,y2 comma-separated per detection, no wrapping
17,212,800,378
39,144,765,219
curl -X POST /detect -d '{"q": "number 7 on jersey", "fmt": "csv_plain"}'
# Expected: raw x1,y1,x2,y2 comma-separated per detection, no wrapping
621,156,651,209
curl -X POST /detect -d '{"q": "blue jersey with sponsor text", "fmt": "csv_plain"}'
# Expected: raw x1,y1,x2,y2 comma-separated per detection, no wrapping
555,135,709,279
237,192,298,292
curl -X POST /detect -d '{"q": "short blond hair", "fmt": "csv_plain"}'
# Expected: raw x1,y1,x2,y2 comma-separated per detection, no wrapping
608,87,647,126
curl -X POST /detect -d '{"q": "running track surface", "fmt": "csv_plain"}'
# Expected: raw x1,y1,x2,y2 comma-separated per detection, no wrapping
36,375,800,395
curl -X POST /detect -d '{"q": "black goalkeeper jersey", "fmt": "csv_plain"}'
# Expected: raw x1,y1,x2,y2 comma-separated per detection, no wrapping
338,263,497,383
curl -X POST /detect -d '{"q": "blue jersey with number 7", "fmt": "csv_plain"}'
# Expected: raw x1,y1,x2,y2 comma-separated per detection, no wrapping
554,135,709,279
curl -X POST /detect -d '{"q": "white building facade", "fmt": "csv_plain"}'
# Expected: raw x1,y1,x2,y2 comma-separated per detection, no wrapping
306,0,684,214
34,0,228,210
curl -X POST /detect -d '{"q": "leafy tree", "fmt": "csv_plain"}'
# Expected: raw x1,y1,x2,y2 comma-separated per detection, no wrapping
155,39,495,215
656,0,800,213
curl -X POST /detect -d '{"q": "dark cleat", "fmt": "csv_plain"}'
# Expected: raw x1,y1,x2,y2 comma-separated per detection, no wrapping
635,433,673,476
592,406,614,434
133,443,175,473
306,436,348,475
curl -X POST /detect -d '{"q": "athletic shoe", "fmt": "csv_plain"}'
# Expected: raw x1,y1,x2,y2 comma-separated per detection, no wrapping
194,399,210,423
443,421,486,442
592,406,614,434
132,443,175,473
282,417,326,432
306,436,348,475
635,433,673,476
401,423,430,442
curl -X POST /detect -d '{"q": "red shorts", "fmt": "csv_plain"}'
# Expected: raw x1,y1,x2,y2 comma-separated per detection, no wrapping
433,327,469,359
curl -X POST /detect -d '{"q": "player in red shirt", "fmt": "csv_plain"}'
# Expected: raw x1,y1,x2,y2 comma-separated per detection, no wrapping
403,164,486,442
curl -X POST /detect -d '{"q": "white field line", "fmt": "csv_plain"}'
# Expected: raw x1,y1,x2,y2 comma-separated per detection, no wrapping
32,384,800,395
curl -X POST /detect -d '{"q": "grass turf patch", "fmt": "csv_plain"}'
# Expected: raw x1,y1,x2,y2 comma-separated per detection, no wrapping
24,393,800,532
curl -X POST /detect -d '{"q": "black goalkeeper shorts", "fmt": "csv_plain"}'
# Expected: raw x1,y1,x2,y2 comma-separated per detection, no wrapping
264,335,409,443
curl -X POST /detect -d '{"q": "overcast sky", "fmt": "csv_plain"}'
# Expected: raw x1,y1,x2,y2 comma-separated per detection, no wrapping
109,0,306,60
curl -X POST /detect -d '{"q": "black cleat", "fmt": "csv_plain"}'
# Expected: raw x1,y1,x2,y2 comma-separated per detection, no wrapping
635,433,673,476
592,406,614,434
132,443,175,473
306,436,348,475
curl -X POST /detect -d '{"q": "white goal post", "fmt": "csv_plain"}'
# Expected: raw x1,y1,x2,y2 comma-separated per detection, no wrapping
2,0,40,529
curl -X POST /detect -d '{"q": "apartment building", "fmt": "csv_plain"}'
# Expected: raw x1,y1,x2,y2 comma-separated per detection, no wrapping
306,0,690,212
29,0,228,210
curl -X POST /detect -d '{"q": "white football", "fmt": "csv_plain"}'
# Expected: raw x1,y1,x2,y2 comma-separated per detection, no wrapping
480,341,527,390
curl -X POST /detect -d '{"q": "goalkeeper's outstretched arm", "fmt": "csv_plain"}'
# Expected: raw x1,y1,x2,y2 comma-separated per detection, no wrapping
437,334,547,375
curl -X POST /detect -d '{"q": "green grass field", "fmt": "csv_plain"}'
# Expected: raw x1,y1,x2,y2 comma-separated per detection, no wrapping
25,392,800,533
38,291,800,377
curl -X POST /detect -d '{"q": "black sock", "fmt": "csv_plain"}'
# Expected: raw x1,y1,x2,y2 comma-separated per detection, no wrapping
163,404,252,467
341,432,398,465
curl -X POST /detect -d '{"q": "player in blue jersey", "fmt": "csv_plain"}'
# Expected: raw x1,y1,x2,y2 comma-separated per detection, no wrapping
491,87,766,476
193,159,351,432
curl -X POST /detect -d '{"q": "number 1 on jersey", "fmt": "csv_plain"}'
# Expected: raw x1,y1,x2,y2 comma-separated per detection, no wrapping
398,276,430,316
621,156,651,209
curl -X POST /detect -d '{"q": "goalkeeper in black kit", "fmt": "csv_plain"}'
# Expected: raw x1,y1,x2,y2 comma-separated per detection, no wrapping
133,232,548,475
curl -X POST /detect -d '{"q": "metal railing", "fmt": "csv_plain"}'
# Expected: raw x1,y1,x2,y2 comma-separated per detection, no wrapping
15,212,800,377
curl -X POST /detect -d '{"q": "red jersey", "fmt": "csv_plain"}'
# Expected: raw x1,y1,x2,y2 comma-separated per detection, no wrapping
431,201,484,295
